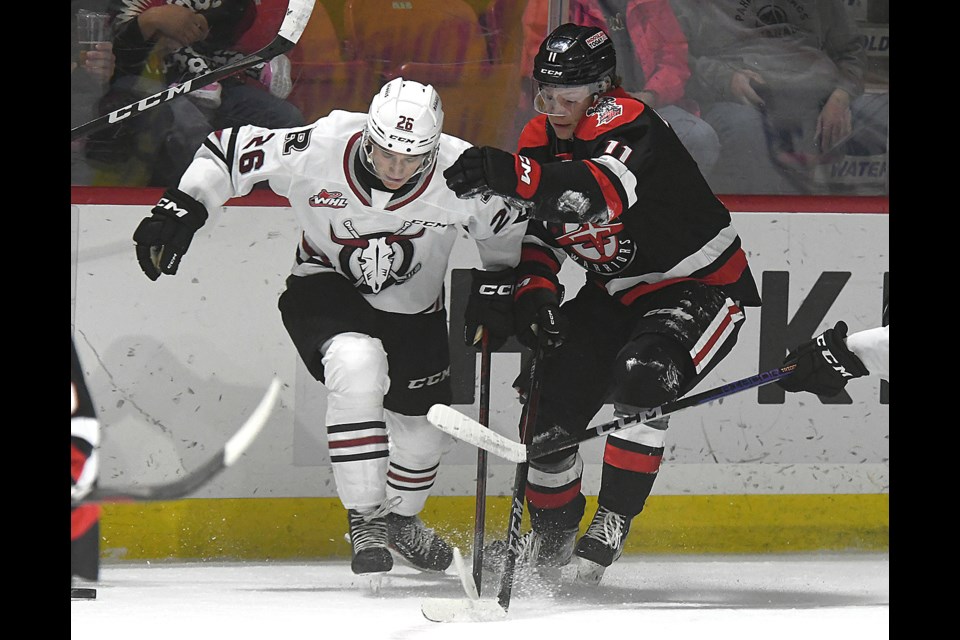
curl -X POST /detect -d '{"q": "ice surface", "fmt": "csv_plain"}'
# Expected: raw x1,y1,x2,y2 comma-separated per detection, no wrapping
71,552,888,639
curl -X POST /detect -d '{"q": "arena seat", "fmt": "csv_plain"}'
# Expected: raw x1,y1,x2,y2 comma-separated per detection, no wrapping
478,0,529,63
344,0,491,74
280,2,378,120
398,61,523,149
232,0,289,54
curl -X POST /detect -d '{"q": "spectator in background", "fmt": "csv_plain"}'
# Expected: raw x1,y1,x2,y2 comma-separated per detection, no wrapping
520,0,721,178
670,0,889,194
87,0,303,186
72,1,116,185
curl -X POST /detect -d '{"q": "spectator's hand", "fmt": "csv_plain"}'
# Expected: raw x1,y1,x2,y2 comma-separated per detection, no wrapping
729,70,766,109
133,188,209,280
139,4,210,47
776,321,869,396
463,268,515,351
816,89,853,154
81,42,115,84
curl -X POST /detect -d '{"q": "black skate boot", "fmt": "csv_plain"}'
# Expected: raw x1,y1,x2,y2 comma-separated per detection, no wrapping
347,508,393,575
574,505,631,585
483,527,578,580
386,513,453,572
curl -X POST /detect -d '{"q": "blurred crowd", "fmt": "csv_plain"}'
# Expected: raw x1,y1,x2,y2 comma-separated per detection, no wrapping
70,0,889,196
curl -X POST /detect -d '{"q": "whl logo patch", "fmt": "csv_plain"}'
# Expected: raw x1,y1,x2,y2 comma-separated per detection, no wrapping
310,189,348,208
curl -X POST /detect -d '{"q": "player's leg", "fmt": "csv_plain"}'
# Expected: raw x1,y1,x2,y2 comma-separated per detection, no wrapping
377,309,457,572
278,273,395,574
507,286,631,574
577,282,748,583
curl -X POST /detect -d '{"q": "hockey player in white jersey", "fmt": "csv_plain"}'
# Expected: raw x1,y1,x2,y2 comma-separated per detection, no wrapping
131,78,526,575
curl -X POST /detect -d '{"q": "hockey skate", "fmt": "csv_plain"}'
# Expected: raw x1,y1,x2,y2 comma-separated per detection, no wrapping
483,527,577,584
574,506,631,585
347,508,393,575
386,513,453,572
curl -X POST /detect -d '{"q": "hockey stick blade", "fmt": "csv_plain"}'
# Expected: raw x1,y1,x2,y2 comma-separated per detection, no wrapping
75,377,282,504
427,364,796,462
70,0,316,140
427,405,526,463
421,548,507,622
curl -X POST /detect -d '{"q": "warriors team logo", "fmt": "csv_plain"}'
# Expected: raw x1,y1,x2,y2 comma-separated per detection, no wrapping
551,221,635,274
330,220,425,293
586,97,623,127
310,189,348,208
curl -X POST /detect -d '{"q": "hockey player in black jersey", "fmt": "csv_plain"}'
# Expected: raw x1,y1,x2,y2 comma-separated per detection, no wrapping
444,23,762,585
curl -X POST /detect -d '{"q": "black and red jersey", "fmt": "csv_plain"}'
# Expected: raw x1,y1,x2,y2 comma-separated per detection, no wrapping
513,87,761,309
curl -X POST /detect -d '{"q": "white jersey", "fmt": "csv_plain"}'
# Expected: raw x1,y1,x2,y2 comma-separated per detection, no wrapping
176,110,526,314
847,325,889,380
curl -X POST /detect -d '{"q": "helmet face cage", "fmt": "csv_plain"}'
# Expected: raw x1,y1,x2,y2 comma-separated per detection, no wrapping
533,23,616,89
361,78,444,182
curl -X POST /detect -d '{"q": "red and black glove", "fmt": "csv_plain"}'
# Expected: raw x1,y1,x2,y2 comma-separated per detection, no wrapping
776,321,869,396
443,146,539,204
514,281,568,351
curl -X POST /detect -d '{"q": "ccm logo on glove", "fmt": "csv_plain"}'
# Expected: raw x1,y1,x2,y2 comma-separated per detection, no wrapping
154,198,190,217
479,283,514,296
816,333,857,378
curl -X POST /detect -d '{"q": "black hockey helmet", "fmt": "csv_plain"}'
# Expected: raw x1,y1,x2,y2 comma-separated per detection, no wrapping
533,23,617,87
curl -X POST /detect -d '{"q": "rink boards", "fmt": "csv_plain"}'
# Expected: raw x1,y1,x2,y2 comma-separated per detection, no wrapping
72,189,888,560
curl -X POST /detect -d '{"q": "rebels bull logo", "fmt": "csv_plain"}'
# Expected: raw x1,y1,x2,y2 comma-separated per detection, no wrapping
552,221,635,274
331,220,425,293
587,97,623,127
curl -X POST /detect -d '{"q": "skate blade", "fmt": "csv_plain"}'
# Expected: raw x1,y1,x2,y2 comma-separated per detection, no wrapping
365,573,385,594
71,587,97,600
575,558,606,585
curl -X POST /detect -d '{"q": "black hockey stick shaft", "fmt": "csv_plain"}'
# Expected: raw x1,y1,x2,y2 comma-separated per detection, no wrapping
472,330,492,595
526,363,797,460
70,0,316,141
73,377,281,505
497,338,546,612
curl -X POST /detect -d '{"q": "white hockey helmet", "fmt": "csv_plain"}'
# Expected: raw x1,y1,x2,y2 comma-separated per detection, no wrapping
361,78,444,181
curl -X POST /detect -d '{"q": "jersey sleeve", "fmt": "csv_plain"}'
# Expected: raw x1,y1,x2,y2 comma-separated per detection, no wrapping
177,124,307,211
516,97,654,225
846,325,889,381
463,197,527,271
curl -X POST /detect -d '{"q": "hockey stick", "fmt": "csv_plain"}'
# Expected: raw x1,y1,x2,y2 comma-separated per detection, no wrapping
73,377,281,504
420,547,507,622
427,363,797,464
496,337,545,613
472,330,492,595
420,339,546,622
70,0,316,141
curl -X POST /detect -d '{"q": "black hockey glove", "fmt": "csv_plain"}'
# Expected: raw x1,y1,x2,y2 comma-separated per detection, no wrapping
515,293,568,351
464,268,515,352
444,146,535,203
133,188,209,281
776,321,870,396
